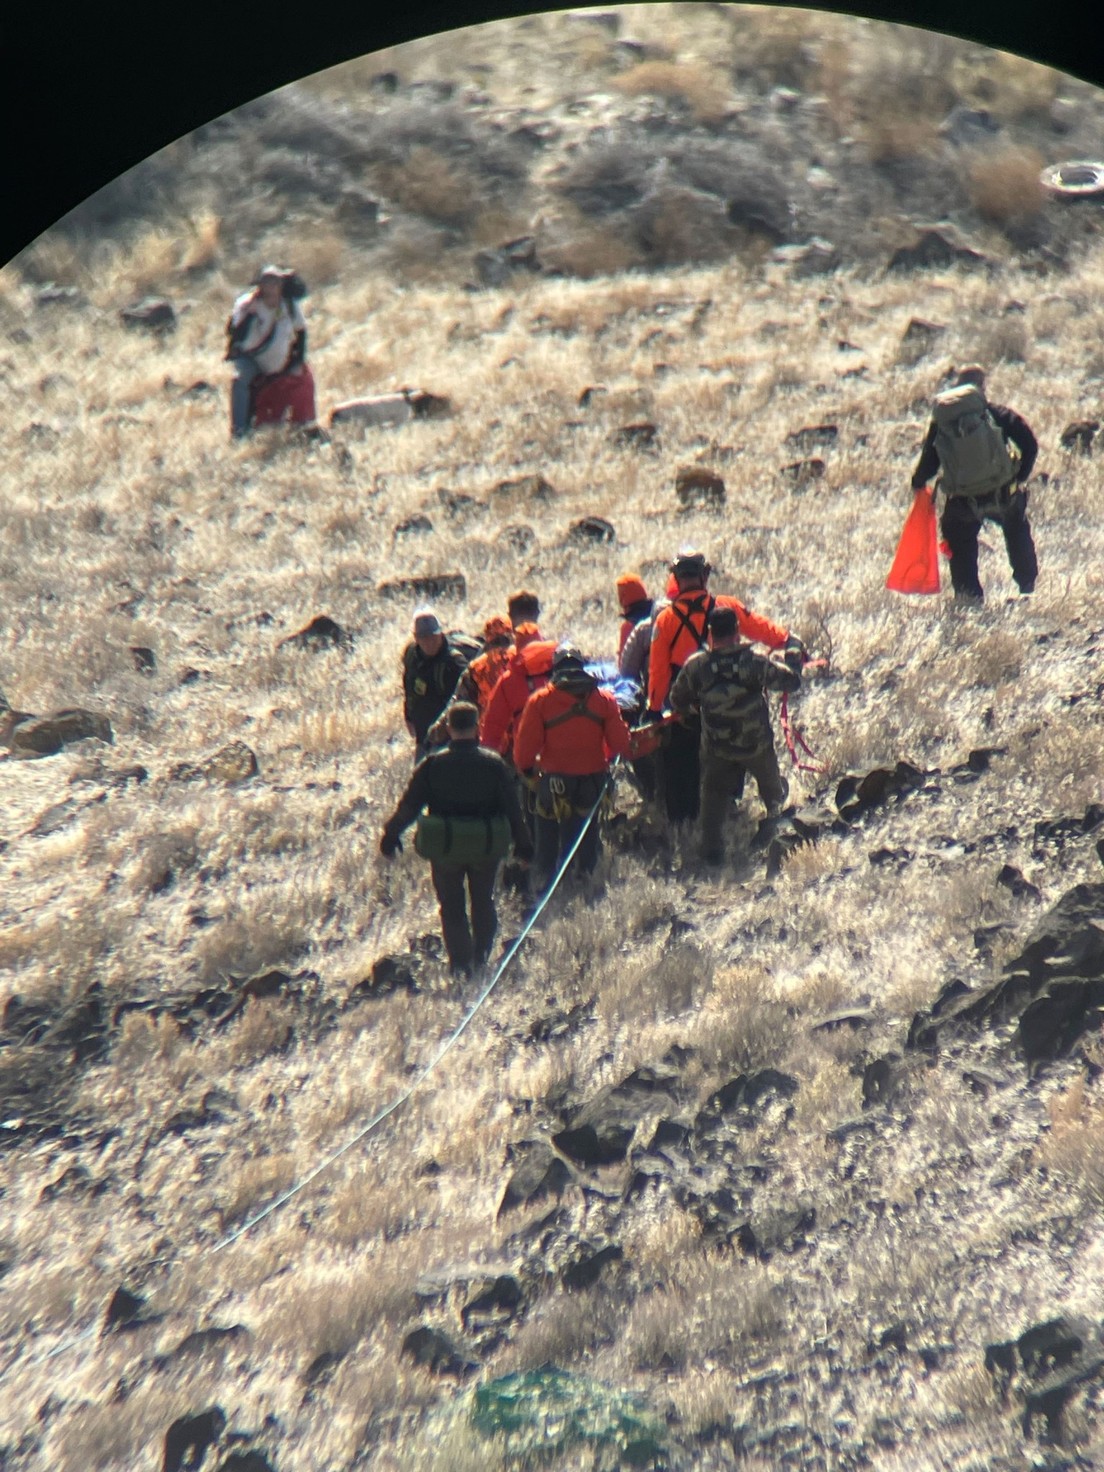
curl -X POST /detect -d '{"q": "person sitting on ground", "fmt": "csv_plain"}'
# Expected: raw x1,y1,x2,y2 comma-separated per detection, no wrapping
669,606,802,866
225,265,312,439
513,643,632,891
910,363,1039,602
379,702,533,977
647,548,804,828
616,573,654,659
401,608,472,762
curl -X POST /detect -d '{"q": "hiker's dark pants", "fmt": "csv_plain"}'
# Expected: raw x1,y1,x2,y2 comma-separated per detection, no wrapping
941,486,1037,599
230,358,262,438
700,747,785,860
659,717,702,823
533,772,606,889
429,859,499,971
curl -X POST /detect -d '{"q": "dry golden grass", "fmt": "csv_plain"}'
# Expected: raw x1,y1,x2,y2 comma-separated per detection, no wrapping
611,59,731,123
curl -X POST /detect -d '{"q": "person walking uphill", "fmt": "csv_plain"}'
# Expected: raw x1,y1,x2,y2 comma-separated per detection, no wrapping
669,606,802,865
647,548,803,826
911,363,1039,602
226,265,311,438
379,703,534,976
514,644,632,890
401,609,472,762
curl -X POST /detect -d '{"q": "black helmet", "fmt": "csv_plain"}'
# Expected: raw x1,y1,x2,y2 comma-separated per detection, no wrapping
552,642,586,672
670,546,711,581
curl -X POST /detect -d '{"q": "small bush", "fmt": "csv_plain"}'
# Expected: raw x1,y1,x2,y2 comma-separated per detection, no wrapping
612,60,731,124
378,146,484,228
967,146,1045,224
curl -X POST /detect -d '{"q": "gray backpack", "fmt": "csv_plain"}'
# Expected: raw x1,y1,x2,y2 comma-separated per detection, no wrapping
931,384,1017,498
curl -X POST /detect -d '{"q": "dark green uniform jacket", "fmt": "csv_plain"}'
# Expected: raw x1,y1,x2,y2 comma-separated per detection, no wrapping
382,740,533,855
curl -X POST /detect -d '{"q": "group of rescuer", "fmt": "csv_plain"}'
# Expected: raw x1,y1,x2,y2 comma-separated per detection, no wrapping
219,274,1043,976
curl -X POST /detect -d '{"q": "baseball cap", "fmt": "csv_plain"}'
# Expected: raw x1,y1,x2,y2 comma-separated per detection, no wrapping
413,608,443,637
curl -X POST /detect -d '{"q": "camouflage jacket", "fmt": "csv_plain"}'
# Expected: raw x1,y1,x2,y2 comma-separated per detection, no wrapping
668,644,801,760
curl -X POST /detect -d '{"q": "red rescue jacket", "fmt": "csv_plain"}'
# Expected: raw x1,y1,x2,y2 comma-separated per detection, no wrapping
514,680,633,776
480,639,557,755
647,590,789,712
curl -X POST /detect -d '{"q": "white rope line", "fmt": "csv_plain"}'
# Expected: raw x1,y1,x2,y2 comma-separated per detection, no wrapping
0,770,615,1386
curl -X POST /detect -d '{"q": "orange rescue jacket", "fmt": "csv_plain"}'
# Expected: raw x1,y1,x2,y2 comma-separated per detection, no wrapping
647,590,790,712
480,640,557,755
514,681,633,776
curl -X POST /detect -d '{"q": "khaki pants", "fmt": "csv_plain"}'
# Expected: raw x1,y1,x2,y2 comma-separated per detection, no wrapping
700,747,787,861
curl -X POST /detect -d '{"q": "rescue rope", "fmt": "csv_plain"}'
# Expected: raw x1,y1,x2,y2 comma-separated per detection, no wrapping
0,768,617,1387
779,663,828,776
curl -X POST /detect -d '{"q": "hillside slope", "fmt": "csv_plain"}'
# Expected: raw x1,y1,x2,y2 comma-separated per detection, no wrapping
2,8,1104,1472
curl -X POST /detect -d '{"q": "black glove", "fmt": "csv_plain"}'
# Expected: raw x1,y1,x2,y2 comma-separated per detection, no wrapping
514,844,535,865
379,832,402,858
644,708,664,724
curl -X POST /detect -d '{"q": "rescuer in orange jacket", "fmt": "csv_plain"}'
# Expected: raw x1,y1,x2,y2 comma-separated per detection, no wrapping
616,573,654,660
480,628,555,756
646,548,804,826
513,644,632,888
459,615,515,715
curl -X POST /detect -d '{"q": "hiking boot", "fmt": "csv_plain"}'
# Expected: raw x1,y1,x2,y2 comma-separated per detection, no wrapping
766,778,790,819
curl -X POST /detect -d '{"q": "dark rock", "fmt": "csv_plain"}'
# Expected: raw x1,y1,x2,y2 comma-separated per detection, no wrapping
940,105,1002,146
554,1065,681,1167
401,1326,476,1378
130,646,156,674
171,741,258,785
214,969,311,1028
474,235,540,287
835,762,928,821
985,1316,1104,1438
278,615,353,653
491,473,555,501
335,189,382,229
40,1164,99,1202
104,1286,148,1331
350,953,424,1001
737,1203,816,1258
568,516,615,544
461,1275,523,1330
861,1056,901,1108
698,1069,797,1127
407,389,452,421
215,1453,275,1472
812,1006,874,1033
578,385,607,408
167,1325,249,1362
163,1407,227,1472
1059,420,1099,454
613,421,659,450
37,284,83,307
674,466,726,509
378,572,467,601
725,195,788,242
645,1117,692,1158
888,230,987,274
11,708,113,756
528,998,595,1044
868,1322,909,1356
784,424,838,452
561,1242,623,1291
900,316,947,347
780,457,825,485
121,296,176,332
497,1143,575,1218
394,513,433,537
3,994,53,1043
182,380,218,399
997,865,1043,902
303,1350,344,1385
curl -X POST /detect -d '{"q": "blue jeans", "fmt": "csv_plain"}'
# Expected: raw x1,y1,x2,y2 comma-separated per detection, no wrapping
230,358,262,438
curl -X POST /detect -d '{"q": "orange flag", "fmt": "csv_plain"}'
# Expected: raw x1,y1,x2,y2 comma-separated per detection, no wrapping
887,487,940,595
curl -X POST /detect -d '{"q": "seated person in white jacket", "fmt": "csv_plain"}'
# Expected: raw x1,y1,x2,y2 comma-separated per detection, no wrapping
225,265,307,438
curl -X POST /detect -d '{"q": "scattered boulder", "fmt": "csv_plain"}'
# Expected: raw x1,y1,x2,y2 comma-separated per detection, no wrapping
215,1453,275,1472
130,646,156,674
474,235,541,287
939,106,1002,147
10,708,113,757
103,1285,149,1332
401,1325,477,1378
908,882,1104,1062
561,1242,624,1291
996,864,1043,902
394,513,434,536
553,1064,681,1167
780,457,825,486
784,424,838,452
490,473,556,502
163,1407,227,1472
377,571,466,601
736,1201,816,1258
674,466,725,509
771,238,839,276
120,297,176,332
460,1274,523,1331
171,741,258,786
578,385,607,408
568,516,615,544
985,1316,1104,1440
613,421,659,450
835,762,929,822
1059,419,1099,454
335,189,383,229
348,952,426,1001
497,1142,576,1218
278,615,353,653
887,227,987,274
213,969,313,1029
899,318,947,357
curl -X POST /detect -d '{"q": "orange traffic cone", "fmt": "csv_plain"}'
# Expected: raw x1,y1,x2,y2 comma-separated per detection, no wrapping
887,487,940,595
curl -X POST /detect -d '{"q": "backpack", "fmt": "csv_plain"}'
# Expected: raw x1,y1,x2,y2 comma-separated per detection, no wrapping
931,385,1017,498
446,630,484,665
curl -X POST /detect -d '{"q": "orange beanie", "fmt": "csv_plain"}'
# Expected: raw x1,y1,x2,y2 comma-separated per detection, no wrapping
616,574,648,610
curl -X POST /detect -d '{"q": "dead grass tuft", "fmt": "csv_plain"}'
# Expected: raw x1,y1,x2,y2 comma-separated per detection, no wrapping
1038,1055,1104,1205
611,60,731,124
378,147,484,228
966,146,1046,224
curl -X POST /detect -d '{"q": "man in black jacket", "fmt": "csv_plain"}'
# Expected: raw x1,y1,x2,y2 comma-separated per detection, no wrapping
401,608,471,762
911,364,1039,602
380,703,534,975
